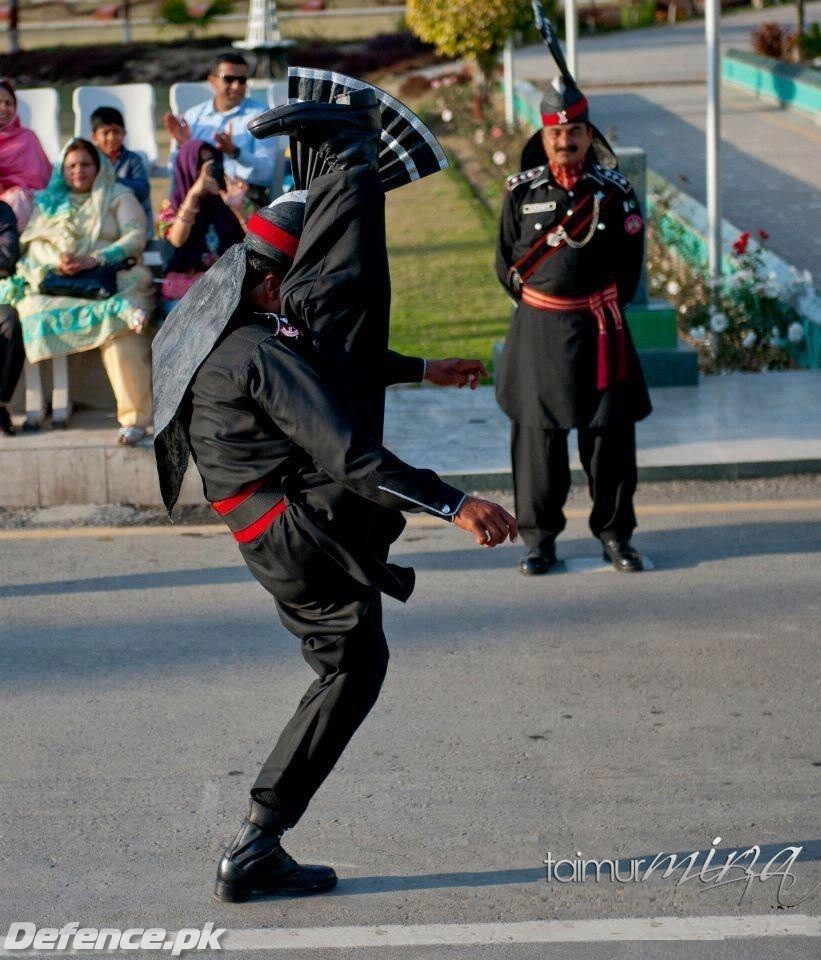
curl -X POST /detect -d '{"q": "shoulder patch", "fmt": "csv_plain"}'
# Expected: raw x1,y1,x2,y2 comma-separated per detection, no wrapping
506,165,546,192
597,165,632,194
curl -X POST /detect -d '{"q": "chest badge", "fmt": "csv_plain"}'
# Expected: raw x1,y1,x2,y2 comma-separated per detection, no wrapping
522,201,557,215
624,213,643,235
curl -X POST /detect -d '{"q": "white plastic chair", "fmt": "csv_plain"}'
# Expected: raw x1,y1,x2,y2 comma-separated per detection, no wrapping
169,81,212,119
169,80,274,118
73,84,159,169
16,87,61,164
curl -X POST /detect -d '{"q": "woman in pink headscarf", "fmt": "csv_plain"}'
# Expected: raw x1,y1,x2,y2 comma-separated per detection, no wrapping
0,79,52,231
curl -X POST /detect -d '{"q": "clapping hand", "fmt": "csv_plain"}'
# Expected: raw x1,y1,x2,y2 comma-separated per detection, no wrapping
214,123,236,157
221,175,248,211
163,113,191,145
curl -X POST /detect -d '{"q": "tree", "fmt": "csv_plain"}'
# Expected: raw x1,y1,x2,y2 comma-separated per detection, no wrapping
405,0,535,119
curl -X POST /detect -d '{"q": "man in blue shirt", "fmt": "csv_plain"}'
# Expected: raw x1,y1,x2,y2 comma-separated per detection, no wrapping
163,52,276,205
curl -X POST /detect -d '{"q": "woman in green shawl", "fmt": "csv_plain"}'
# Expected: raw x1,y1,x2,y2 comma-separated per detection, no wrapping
0,138,154,444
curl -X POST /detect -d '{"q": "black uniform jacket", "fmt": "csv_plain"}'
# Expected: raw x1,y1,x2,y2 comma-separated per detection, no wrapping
187,316,465,602
277,164,425,555
495,159,652,430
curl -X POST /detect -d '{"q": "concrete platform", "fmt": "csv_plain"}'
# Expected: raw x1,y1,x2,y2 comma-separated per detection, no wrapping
2,370,820,507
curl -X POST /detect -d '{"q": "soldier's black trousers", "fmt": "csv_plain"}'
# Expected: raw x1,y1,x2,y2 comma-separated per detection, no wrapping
511,421,638,551
249,587,388,827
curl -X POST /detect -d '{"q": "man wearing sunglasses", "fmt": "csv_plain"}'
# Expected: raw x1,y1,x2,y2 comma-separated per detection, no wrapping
163,52,276,205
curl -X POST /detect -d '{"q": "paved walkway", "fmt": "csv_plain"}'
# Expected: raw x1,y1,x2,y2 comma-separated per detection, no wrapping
383,371,821,481
513,3,821,277
3,371,821,506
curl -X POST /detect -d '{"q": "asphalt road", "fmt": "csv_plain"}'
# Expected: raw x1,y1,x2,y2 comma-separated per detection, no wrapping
1,478,819,958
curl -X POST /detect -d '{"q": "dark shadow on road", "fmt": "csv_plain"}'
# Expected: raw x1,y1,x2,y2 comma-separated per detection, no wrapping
400,519,821,572
1,519,819,599
330,838,821,896
0,564,253,599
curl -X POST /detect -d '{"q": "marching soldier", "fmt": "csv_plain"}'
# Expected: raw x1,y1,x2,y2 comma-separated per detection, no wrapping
152,87,517,902
496,5,651,575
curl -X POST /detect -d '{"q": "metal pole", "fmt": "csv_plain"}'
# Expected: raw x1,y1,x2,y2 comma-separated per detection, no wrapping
705,0,722,285
565,0,579,80
122,0,132,43
9,0,20,54
503,35,515,133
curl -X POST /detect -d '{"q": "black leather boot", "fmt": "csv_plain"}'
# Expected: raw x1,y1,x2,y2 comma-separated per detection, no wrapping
248,89,381,171
214,800,337,902
600,533,644,573
0,404,14,436
518,545,558,576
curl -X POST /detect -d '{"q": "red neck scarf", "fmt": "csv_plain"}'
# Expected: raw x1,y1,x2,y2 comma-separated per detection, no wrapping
549,160,584,191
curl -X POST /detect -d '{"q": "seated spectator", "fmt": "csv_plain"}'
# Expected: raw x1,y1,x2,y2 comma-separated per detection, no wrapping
0,139,155,445
157,139,247,314
0,201,23,435
0,78,52,231
162,52,275,207
0,304,23,435
90,105,153,236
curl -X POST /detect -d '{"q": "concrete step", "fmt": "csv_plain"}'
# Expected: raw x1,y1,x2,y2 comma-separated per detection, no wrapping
627,299,678,350
639,341,700,387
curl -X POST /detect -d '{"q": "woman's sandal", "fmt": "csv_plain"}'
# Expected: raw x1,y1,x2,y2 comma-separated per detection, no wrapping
117,425,147,446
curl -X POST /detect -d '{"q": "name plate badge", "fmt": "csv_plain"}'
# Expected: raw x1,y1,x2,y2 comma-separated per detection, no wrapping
522,201,557,215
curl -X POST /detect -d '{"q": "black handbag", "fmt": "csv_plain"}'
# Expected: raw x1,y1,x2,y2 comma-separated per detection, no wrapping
39,264,119,300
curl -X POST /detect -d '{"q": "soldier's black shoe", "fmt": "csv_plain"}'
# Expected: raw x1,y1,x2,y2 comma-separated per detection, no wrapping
518,546,558,576
214,801,337,902
600,534,644,573
248,90,381,171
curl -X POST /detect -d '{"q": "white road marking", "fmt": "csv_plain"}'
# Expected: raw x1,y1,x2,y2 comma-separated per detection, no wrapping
217,914,819,950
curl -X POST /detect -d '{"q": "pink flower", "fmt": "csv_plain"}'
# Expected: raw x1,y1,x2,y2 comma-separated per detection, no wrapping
490,125,504,139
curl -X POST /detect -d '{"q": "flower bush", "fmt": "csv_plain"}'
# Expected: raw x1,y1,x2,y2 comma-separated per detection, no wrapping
648,188,811,373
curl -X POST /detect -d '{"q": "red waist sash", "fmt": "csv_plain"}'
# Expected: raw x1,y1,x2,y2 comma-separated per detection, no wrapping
211,476,287,543
521,282,629,391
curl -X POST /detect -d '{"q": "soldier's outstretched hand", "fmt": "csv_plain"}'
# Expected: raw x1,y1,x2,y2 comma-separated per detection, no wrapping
424,358,488,389
454,496,518,547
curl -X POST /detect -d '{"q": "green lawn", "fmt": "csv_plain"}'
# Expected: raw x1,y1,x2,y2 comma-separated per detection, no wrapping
386,164,510,371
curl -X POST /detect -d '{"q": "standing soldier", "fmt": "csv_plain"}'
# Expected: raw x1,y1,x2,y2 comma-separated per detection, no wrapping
496,4,651,575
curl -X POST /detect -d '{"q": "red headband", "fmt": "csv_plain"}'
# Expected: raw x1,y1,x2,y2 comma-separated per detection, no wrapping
541,97,588,127
247,212,300,260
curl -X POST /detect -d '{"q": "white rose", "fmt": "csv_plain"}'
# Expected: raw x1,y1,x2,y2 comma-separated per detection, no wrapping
689,325,707,342
741,330,757,348
441,109,453,123
788,322,804,343
492,150,507,166
666,279,681,296
710,312,728,333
